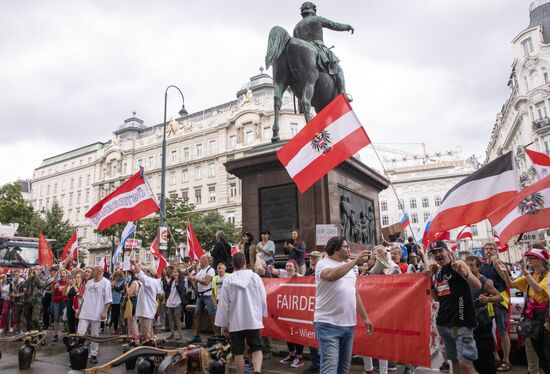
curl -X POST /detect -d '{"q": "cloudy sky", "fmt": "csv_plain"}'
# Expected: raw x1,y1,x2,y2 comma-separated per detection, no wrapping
0,0,535,185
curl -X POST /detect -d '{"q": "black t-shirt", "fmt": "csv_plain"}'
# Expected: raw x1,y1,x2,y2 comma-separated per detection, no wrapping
434,264,477,328
480,263,507,293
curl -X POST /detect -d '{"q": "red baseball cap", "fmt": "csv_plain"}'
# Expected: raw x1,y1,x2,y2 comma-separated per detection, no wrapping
525,248,549,262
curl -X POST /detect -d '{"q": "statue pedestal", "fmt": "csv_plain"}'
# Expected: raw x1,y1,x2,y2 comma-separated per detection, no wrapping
224,142,389,253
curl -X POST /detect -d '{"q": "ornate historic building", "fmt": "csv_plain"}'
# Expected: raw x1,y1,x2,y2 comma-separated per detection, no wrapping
485,0,550,252
486,0,550,175
30,71,304,264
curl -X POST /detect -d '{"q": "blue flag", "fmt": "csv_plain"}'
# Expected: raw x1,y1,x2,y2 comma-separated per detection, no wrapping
113,221,136,265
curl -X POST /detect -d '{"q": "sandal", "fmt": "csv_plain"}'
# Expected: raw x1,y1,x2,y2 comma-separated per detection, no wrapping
497,362,511,372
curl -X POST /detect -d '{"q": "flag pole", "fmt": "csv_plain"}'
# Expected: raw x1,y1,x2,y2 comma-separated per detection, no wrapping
370,144,419,244
142,167,167,225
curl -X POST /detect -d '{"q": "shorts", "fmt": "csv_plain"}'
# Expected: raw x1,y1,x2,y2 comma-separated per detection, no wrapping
195,295,216,316
437,325,478,362
52,301,67,322
493,306,508,333
229,329,263,355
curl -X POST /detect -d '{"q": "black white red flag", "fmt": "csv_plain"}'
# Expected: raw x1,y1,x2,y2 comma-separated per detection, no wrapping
488,175,550,244
428,152,519,238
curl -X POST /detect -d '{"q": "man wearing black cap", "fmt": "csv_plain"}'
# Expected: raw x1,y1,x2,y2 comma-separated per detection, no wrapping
426,241,481,374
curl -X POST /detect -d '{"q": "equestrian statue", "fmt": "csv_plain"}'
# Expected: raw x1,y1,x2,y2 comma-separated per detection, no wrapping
265,1,354,142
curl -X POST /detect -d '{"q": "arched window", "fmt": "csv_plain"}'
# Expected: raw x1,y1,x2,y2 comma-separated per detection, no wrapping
530,70,541,88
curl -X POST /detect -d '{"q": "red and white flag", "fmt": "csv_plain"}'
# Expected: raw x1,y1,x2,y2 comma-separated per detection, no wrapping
525,148,550,179
277,94,372,193
488,175,550,244
85,169,159,230
456,226,472,241
62,230,78,261
149,237,167,277
429,152,519,238
186,222,204,261
38,232,55,267
98,256,108,273
493,232,508,253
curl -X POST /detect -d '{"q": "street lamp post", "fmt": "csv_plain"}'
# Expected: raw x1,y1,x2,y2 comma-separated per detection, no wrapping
160,85,188,253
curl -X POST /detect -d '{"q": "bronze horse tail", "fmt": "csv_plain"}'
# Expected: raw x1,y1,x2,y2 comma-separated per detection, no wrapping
265,26,290,70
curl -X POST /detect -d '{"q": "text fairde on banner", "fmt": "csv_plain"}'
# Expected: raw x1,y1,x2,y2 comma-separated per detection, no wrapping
261,274,432,368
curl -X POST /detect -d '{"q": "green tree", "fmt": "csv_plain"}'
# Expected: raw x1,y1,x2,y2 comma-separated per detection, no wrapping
43,201,75,259
191,211,239,251
0,183,37,236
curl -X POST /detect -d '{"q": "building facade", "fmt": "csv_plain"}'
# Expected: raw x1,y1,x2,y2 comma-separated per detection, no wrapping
485,0,550,253
30,71,305,265
378,152,494,250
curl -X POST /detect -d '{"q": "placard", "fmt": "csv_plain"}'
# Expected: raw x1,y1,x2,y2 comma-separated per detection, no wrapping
315,224,338,246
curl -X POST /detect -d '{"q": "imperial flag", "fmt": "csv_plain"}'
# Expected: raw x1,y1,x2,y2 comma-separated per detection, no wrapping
488,176,550,244
277,94,372,193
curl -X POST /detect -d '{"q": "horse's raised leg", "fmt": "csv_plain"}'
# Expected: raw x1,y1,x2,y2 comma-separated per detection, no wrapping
271,83,285,142
300,83,315,123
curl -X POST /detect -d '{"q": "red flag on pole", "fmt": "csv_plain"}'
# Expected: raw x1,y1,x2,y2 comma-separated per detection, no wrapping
38,232,55,267
186,222,204,261
277,94,372,193
149,237,167,277
98,256,108,273
62,230,78,261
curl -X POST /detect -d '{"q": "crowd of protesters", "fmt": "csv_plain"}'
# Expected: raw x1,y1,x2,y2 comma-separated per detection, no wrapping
0,229,548,374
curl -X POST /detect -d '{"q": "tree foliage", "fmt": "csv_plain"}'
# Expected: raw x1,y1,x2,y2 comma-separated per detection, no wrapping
42,201,75,258
0,183,37,236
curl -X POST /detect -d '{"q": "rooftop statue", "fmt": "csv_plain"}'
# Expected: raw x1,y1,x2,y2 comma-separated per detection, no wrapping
265,1,354,142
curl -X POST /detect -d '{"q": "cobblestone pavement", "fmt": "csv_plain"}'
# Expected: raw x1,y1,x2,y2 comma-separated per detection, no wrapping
0,330,526,373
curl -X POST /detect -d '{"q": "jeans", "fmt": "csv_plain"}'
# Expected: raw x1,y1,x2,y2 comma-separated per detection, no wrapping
314,322,355,374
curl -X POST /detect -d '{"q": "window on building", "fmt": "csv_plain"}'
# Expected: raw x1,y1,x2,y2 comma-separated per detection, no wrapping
171,150,178,164
227,211,236,225
85,190,90,203
291,123,298,136
228,135,236,148
380,201,388,211
208,139,217,154
263,126,272,140
182,169,188,183
423,212,430,222
76,208,80,221
434,196,442,207
148,156,155,168
422,197,429,208
522,37,534,55
195,166,202,180
382,215,389,226
208,186,216,202
208,163,216,177
183,147,190,161
245,130,254,145
47,184,51,195
182,190,189,203
53,183,57,193
123,162,128,175
77,191,81,204
398,199,404,210
195,143,203,158
535,101,547,119
545,140,550,155
471,224,479,236
544,70,549,84
137,159,143,168
411,212,418,224
410,198,417,209
170,171,176,185
78,176,82,188
229,182,237,198
70,178,75,189
46,198,50,207
194,188,202,204
68,208,72,220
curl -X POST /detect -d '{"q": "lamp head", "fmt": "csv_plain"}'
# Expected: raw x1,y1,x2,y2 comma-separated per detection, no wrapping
178,104,188,117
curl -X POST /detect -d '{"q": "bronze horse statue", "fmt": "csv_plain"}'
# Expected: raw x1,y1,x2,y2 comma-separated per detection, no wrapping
265,25,339,142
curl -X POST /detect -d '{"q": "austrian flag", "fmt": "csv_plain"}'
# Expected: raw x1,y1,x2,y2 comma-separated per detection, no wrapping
277,94,371,193
85,169,159,230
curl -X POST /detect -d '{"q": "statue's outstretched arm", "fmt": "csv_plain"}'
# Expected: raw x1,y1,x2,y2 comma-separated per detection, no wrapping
319,17,354,33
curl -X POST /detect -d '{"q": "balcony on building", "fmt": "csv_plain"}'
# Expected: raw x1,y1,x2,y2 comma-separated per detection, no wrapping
532,116,550,132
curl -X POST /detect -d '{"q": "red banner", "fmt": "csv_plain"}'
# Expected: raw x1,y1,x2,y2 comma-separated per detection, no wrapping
261,274,432,367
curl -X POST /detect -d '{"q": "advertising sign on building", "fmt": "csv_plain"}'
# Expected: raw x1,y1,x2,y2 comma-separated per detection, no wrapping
315,224,338,246
518,230,544,243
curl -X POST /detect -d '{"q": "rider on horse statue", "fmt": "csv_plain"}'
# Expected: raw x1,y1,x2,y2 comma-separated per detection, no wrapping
293,2,354,101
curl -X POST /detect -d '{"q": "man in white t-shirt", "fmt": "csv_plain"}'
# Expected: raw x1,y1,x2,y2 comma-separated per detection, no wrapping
314,236,373,374
76,265,112,365
187,254,216,343
130,259,164,341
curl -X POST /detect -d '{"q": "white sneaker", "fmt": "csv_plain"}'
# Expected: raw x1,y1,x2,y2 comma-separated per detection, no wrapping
9,328,13,333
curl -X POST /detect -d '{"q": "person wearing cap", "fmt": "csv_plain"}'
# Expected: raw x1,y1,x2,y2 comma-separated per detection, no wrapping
497,244,549,374
305,251,322,276
130,259,164,341
426,240,481,374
